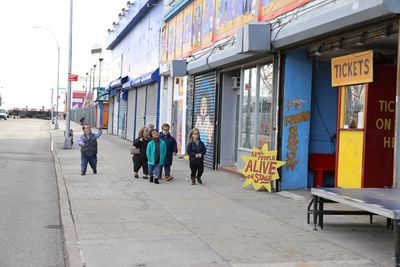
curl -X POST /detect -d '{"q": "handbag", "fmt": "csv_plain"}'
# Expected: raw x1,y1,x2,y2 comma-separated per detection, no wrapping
130,146,141,155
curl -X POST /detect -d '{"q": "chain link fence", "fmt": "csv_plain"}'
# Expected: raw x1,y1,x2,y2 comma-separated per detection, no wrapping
70,106,97,127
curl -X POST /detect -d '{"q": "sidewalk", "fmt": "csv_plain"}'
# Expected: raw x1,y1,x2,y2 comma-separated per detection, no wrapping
52,122,393,267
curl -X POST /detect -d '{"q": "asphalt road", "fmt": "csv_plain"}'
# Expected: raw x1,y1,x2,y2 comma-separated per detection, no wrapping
0,119,64,267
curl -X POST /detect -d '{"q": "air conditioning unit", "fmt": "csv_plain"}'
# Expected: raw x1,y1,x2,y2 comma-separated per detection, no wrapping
232,76,241,89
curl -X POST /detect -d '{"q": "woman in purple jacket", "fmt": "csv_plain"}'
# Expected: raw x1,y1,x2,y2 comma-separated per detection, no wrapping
186,128,206,185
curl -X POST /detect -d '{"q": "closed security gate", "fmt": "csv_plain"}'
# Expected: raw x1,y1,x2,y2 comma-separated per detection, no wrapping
193,71,217,169
136,86,146,131
112,94,119,135
146,83,158,128
126,90,136,141
118,92,127,137
108,99,114,134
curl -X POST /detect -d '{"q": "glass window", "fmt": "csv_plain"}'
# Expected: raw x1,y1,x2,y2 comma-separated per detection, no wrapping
344,84,365,129
258,64,273,148
241,68,257,148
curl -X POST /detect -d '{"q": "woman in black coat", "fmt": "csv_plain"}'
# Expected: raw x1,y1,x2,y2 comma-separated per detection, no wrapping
186,128,206,185
160,123,178,181
132,127,150,179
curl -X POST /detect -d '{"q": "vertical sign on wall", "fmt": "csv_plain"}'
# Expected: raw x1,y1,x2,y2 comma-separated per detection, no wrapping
167,17,176,62
160,24,168,64
175,13,184,59
192,0,203,51
201,0,215,49
232,0,258,29
182,3,194,57
214,0,234,41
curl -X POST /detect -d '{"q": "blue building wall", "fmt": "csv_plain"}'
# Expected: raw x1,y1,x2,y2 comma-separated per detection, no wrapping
307,62,338,187
280,50,312,190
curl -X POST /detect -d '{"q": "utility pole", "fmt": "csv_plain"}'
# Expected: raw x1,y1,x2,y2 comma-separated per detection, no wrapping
64,0,73,149
50,88,54,124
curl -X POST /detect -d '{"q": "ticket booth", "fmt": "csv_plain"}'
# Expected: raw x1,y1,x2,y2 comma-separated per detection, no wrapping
334,51,396,188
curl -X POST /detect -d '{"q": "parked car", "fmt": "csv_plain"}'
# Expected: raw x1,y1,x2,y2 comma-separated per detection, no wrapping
0,109,7,120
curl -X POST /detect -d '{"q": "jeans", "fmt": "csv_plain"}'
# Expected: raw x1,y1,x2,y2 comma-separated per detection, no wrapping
162,164,171,177
81,155,97,174
148,164,162,178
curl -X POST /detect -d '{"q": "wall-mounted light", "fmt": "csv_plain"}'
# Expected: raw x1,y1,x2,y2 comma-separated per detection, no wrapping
382,24,393,38
112,21,119,27
107,28,114,33
118,12,124,19
313,45,322,56
335,37,344,51
126,0,134,9
356,32,367,46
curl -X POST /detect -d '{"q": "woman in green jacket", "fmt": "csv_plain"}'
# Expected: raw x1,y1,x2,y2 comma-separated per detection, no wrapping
146,129,167,184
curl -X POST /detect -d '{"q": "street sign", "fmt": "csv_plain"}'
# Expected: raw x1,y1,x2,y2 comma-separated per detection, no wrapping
68,74,78,82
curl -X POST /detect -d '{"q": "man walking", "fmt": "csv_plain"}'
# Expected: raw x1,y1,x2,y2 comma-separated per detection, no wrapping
77,123,102,175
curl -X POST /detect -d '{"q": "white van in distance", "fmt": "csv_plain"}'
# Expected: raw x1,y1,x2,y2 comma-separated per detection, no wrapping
0,109,7,120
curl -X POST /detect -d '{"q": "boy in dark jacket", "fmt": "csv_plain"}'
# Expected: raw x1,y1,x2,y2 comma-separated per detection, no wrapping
159,123,177,181
186,128,206,185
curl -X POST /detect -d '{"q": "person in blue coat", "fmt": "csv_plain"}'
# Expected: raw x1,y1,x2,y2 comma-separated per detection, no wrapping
186,128,206,185
146,129,167,184
159,123,178,181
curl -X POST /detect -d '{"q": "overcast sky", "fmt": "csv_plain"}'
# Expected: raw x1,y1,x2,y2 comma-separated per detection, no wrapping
0,0,127,110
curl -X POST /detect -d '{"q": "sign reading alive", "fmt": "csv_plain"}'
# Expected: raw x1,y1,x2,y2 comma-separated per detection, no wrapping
241,144,285,192
331,50,373,87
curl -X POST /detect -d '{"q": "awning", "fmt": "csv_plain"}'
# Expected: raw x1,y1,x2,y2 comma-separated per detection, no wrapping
109,76,129,89
272,0,400,49
122,68,160,90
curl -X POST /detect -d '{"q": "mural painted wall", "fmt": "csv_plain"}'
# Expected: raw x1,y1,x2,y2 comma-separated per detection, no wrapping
163,0,312,62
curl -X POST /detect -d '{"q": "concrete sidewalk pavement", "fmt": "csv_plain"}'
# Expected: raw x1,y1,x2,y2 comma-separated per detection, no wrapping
52,122,394,267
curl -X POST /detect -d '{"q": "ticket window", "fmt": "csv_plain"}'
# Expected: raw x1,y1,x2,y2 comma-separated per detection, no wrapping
336,84,366,188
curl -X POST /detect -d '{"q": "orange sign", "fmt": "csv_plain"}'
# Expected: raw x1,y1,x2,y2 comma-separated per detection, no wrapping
331,50,373,87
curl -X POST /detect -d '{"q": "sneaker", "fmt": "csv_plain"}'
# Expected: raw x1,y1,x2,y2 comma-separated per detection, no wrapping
143,175,148,179
134,173,139,178
166,176,174,181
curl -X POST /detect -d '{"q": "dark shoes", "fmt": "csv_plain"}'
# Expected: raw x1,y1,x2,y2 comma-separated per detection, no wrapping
150,176,154,183
191,177,195,185
143,175,149,179
93,169,97,174
134,173,139,178
165,176,174,181
154,178,159,184
197,176,202,184
81,172,85,176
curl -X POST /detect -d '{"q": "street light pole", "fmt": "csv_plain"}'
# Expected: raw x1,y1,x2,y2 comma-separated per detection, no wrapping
32,26,61,129
64,0,73,149
99,58,103,88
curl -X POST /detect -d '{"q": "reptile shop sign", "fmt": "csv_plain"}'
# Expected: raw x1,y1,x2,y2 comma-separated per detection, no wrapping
241,144,285,192
331,50,373,87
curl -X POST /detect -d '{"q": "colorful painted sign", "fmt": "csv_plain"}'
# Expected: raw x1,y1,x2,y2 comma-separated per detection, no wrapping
331,50,373,87
214,0,234,40
241,143,285,192
192,0,203,51
259,0,311,21
175,13,184,59
233,0,258,29
160,24,168,64
182,3,194,57
201,0,215,48
167,17,176,62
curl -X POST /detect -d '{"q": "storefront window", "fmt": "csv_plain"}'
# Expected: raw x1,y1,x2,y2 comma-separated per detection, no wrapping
258,64,273,148
344,84,365,129
241,68,257,148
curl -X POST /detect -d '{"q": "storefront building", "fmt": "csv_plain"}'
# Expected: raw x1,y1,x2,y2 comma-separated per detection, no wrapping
270,0,400,189
105,0,163,140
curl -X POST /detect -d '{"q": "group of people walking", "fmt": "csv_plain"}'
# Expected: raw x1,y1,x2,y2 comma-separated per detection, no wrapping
131,124,207,185
77,121,207,185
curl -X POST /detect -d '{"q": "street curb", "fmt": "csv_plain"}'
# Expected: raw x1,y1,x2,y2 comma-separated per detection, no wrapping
51,130,84,267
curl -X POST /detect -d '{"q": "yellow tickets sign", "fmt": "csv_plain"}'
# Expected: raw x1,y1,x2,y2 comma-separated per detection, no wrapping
331,50,373,87
241,144,285,192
